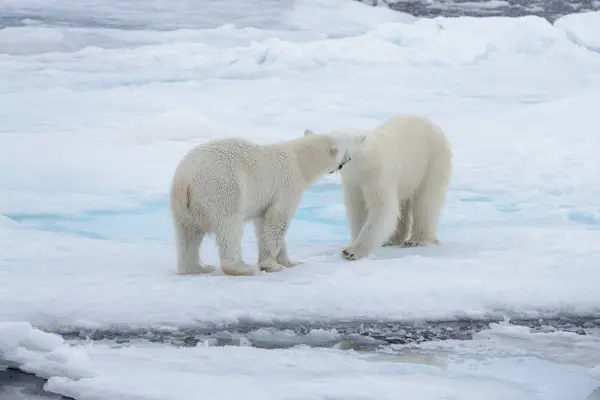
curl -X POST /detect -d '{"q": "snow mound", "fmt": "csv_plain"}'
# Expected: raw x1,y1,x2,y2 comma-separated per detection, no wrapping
287,0,416,38
0,322,92,380
125,109,231,145
555,11,600,53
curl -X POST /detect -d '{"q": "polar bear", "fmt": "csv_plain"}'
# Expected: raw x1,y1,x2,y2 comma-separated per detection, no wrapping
170,132,361,276
306,114,452,261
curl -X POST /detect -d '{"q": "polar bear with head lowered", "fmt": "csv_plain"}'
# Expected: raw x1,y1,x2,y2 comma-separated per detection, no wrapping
307,114,452,261
170,132,361,276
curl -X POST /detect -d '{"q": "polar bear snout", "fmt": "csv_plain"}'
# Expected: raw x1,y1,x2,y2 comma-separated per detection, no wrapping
330,147,353,174
329,156,351,174
340,156,352,169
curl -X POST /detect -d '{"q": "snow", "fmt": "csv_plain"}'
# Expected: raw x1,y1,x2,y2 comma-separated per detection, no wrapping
2,219,600,331
555,11,600,53
1,321,599,399
2,1,600,330
1,0,600,397
1,0,294,31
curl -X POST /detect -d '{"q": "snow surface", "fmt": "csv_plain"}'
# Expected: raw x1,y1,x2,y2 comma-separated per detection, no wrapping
2,3,600,333
1,0,600,341
2,1,600,398
1,321,600,400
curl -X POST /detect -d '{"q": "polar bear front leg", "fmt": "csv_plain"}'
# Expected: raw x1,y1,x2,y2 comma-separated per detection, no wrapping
342,189,399,261
258,207,298,272
254,216,299,268
276,240,303,268
342,182,367,242
253,216,269,263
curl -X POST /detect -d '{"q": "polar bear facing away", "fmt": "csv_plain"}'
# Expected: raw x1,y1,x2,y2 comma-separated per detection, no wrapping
308,114,452,261
170,132,361,276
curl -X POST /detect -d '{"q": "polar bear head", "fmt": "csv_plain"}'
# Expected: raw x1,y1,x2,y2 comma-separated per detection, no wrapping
303,129,366,174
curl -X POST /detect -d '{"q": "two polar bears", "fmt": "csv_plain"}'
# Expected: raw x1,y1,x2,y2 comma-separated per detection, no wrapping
170,114,452,276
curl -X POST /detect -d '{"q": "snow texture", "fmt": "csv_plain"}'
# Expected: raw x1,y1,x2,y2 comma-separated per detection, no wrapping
1,1,600,398
555,11,600,53
1,1,600,332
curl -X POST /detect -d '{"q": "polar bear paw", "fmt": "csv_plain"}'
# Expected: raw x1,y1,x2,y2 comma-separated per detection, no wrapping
401,240,423,248
341,244,368,261
277,258,303,268
222,262,256,276
177,264,216,275
400,239,440,248
284,260,303,267
259,261,286,273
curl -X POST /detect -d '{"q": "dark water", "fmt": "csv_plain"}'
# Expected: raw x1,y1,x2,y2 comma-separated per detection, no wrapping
363,0,600,22
0,369,71,400
2,0,599,398
61,316,600,349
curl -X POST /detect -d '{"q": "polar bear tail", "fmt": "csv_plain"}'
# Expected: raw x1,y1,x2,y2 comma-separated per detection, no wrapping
169,178,216,275
170,179,193,217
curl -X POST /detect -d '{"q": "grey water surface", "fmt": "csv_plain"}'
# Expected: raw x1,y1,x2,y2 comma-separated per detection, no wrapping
364,0,600,22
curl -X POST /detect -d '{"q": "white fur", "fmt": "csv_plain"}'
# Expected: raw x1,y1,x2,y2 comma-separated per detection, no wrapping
170,132,362,276
314,114,452,260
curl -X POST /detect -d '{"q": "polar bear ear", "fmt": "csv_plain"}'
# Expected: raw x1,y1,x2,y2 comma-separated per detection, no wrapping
356,135,367,144
304,129,314,136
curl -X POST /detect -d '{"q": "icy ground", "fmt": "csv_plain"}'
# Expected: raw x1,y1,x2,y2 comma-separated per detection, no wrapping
2,0,600,398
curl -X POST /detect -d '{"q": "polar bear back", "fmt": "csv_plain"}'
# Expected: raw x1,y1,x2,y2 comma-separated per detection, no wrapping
342,114,451,194
172,138,294,225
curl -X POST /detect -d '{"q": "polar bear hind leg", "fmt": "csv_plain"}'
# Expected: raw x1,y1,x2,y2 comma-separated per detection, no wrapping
173,219,215,275
383,197,412,247
216,215,255,276
405,156,451,247
405,188,442,247
275,240,303,268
